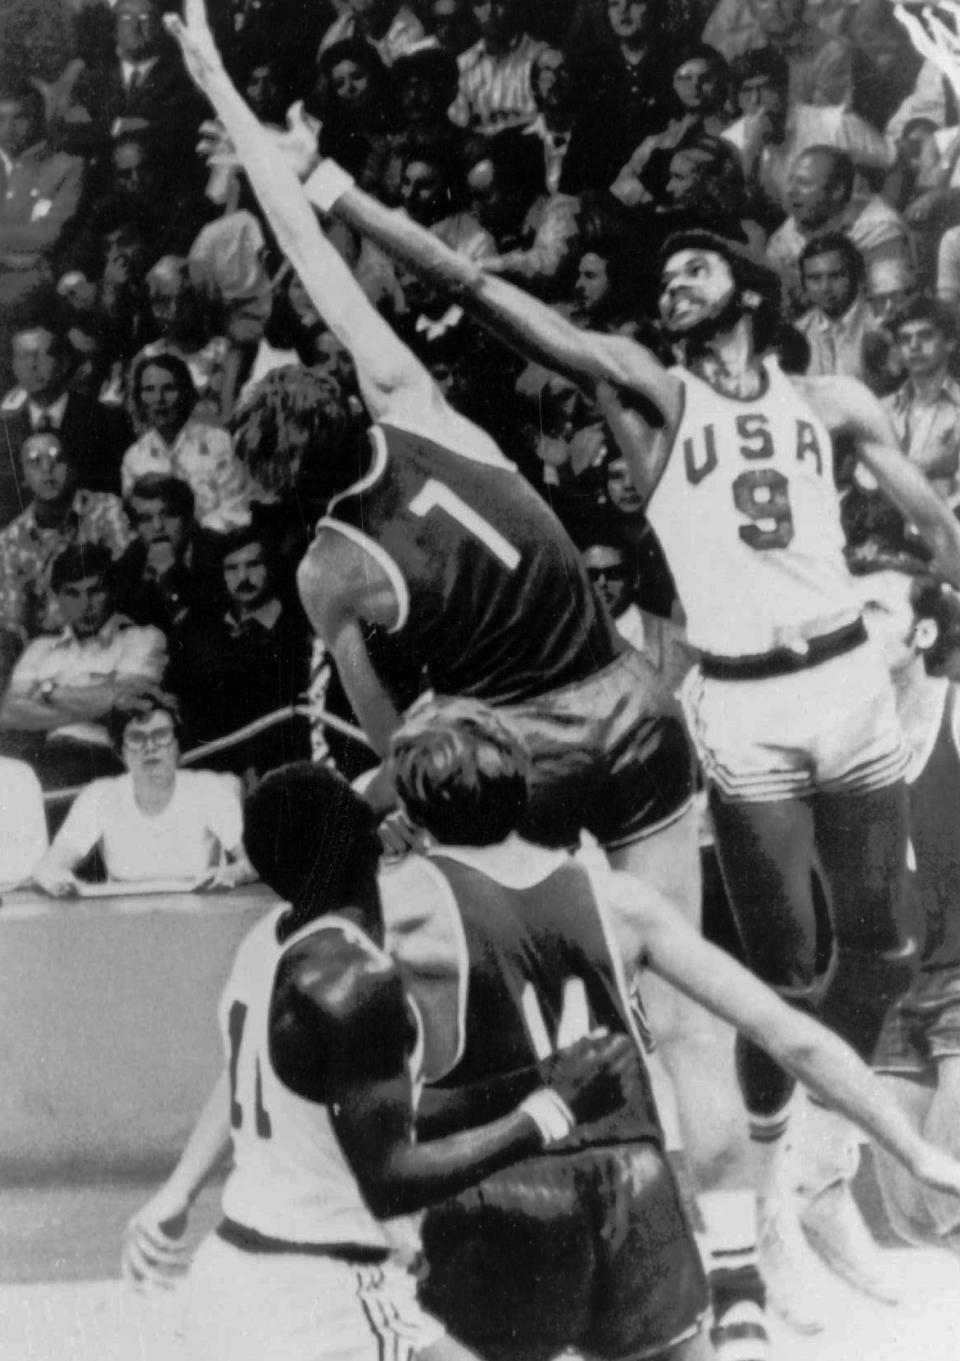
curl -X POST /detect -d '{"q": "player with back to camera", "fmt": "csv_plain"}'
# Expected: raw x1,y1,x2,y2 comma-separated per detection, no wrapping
225,67,960,1327
164,13,759,1352
121,761,637,1361
369,695,960,1361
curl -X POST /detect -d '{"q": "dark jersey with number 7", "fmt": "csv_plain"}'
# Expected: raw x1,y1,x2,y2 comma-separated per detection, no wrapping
416,852,663,1153
318,422,621,704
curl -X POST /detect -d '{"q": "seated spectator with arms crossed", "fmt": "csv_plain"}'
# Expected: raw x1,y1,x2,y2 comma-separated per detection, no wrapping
32,694,254,896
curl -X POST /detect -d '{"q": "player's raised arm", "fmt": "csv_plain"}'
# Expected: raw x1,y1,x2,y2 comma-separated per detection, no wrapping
302,158,682,427
602,872,960,1201
816,374,960,588
164,0,435,426
269,934,641,1218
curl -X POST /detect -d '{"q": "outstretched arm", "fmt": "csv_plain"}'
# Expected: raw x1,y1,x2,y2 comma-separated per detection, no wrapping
603,871,960,1201
817,375,960,587
165,0,433,426
303,159,681,422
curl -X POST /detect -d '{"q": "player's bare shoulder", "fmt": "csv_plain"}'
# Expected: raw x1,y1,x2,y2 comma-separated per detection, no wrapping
792,372,893,442
299,525,399,631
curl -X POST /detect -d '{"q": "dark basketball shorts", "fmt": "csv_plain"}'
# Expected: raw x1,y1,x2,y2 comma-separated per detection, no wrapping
501,650,695,851
874,965,960,1077
417,1141,708,1361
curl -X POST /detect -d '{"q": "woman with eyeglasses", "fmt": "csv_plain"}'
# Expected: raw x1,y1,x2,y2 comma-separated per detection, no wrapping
31,696,254,897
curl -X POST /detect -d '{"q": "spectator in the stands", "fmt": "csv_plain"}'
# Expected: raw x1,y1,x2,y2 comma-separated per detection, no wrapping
848,0,951,136
522,46,578,196
616,39,732,179
379,46,463,200
561,0,674,193
449,0,546,134
318,0,427,67
766,145,911,312
1,316,134,519
0,542,166,787
70,0,208,185
0,80,85,369
312,37,402,188
139,256,225,412
867,253,921,330
115,473,219,633
795,232,880,382
92,131,215,260
883,299,960,508
463,126,548,256
169,516,312,778
723,49,896,230
121,352,255,530
427,0,478,56
735,0,853,107
582,535,642,647
0,432,131,647
31,693,254,894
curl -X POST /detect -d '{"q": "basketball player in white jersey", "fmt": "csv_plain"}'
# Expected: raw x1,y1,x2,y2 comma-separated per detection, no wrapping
845,529,960,1254
237,118,960,1319
121,764,638,1361
164,10,756,1352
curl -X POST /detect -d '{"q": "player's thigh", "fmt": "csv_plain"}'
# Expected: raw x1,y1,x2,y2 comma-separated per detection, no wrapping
609,801,701,925
709,790,820,988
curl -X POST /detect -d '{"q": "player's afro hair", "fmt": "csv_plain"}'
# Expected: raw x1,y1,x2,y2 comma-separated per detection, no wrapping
658,228,782,315
389,696,531,846
243,763,381,928
229,364,363,501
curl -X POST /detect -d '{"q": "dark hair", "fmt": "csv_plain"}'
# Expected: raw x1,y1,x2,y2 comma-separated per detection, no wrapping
398,129,467,204
464,127,546,209
106,691,184,753
799,231,865,287
130,350,197,421
0,80,44,130
229,364,364,504
243,762,382,920
126,473,195,520
11,309,71,359
19,430,74,471
669,41,730,105
390,696,531,845
50,542,114,594
731,47,790,92
890,296,959,346
798,145,855,201
658,227,783,350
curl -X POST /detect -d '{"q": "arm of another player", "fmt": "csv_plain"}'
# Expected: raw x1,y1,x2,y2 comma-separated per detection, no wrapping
603,871,960,1200
296,529,405,758
121,1071,232,1290
817,374,960,587
165,0,436,427
270,934,640,1217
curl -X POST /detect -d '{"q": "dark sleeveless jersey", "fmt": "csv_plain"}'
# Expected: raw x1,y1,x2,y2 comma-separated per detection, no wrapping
910,685,960,975
425,854,663,1152
319,423,621,704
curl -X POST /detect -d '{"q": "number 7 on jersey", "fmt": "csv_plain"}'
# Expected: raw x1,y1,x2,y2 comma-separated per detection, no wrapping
409,478,520,570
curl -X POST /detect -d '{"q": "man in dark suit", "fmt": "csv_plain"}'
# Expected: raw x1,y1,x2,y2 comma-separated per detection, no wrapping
72,0,209,189
1,316,134,525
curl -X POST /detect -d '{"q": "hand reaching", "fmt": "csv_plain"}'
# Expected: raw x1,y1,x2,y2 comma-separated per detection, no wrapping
895,3,960,99
163,0,227,94
121,1183,193,1291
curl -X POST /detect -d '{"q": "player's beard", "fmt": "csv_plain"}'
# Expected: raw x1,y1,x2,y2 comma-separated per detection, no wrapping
668,286,748,356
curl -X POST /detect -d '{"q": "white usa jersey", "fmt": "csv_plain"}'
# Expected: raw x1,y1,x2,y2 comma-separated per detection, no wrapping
646,356,858,656
218,907,419,1248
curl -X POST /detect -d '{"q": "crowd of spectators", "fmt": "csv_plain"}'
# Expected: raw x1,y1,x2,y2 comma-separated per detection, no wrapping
2,0,960,885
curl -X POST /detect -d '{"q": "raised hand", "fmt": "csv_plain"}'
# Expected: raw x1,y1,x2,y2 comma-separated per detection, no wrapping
895,3,960,98
163,0,226,94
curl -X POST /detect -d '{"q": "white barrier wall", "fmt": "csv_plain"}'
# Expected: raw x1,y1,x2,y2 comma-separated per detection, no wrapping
0,887,277,1177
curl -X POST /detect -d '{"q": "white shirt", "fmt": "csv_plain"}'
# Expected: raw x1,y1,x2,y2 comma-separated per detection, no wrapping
0,757,48,888
52,769,242,882
796,294,878,381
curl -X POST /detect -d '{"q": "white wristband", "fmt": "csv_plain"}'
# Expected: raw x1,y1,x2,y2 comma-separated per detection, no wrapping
518,1088,576,1147
304,159,356,214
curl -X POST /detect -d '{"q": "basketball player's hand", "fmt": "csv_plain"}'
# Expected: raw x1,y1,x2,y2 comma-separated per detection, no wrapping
198,101,321,182
121,1185,193,1291
896,3,960,95
545,1033,643,1124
